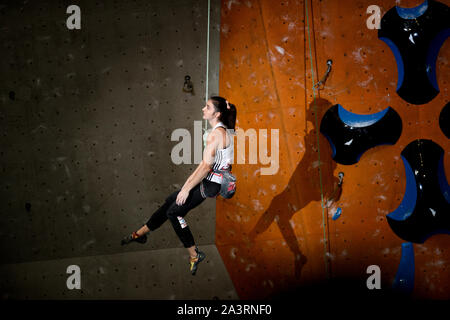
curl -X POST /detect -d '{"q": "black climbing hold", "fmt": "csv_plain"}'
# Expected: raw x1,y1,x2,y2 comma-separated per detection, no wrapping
387,139,450,243
378,0,450,105
439,102,449,138
320,104,402,165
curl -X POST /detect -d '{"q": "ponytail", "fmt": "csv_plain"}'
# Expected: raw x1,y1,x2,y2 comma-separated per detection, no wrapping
210,96,237,131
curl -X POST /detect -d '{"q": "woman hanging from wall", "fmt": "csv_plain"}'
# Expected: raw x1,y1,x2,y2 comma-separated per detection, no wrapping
121,96,237,275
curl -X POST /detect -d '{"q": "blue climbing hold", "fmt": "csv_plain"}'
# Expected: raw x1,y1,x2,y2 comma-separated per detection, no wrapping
332,207,342,220
392,242,415,294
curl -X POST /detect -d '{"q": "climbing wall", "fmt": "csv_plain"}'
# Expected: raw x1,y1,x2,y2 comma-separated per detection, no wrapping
217,0,449,299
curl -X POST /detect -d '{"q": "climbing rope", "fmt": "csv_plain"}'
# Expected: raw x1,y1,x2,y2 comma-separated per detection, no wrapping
304,0,330,280
204,0,211,139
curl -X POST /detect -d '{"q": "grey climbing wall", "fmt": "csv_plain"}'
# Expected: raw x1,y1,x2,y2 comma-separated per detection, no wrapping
0,0,237,299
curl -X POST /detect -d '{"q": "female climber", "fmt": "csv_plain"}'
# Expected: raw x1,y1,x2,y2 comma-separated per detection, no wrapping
121,96,236,275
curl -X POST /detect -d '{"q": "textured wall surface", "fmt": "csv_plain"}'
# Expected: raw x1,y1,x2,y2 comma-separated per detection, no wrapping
0,0,238,299
0,244,236,300
217,0,449,299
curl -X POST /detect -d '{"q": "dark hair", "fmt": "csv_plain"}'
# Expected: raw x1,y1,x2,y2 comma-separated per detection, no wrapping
210,96,237,131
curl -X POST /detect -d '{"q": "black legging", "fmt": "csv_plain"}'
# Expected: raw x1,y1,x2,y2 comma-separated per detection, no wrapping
145,178,221,248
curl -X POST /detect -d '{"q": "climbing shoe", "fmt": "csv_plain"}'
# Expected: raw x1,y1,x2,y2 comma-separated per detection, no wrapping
189,247,206,275
121,232,147,246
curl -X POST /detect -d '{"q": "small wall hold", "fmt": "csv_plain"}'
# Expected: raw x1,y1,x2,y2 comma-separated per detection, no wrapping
332,207,342,220
183,75,194,94
338,172,344,186
314,59,333,90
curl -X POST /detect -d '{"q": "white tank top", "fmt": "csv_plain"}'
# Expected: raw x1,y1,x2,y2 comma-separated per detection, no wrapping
204,122,234,184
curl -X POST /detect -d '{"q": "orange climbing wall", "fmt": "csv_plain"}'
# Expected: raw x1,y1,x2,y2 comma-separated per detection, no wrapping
216,0,449,299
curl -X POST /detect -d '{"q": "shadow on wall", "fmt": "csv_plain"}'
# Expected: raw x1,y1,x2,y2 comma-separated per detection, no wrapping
248,98,340,279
